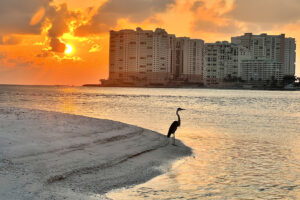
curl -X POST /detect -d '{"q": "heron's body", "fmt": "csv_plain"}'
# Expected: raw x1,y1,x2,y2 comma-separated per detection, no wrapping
167,121,180,137
167,108,184,144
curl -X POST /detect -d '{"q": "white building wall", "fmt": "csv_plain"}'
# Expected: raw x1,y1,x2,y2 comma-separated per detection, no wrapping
252,37,265,59
284,38,296,76
238,46,252,77
231,33,296,78
204,41,250,85
204,43,218,85
153,28,170,73
175,37,204,82
241,60,282,81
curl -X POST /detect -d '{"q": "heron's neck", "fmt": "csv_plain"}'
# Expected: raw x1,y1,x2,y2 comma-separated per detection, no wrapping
176,111,181,126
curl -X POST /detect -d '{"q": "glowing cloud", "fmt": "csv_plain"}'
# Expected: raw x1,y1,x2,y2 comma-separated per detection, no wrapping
30,7,46,26
65,44,73,54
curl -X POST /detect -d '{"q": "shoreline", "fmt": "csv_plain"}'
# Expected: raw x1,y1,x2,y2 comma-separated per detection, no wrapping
0,107,192,199
1,84,300,91
95,85,300,91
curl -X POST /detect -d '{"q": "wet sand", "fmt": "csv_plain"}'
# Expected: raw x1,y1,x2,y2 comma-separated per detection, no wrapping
0,107,191,199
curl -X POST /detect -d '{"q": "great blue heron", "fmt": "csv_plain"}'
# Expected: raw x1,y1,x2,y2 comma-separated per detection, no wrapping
167,108,185,145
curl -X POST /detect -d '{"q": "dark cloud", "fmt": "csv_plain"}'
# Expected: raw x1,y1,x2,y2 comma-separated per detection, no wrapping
193,19,240,34
45,4,79,52
228,0,300,24
36,51,51,58
75,0,175,36
49,38,66,53
0,0,78,52
98,0,174,20
0,0,51,35
46,3,79,38
190,1,205,12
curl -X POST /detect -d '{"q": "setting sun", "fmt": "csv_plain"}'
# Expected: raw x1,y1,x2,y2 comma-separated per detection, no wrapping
65,44,73,54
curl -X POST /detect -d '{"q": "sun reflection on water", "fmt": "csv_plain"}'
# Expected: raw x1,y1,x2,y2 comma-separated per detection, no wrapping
57,87,77,113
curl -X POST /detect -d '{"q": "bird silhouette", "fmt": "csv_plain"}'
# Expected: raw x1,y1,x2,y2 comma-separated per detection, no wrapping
167,108,185,145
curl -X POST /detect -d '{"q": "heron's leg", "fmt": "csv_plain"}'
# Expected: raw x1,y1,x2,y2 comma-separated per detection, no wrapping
174,134,176,145
172,134,176,145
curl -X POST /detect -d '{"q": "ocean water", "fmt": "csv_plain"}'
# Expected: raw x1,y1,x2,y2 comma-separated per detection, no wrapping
1,85,300,199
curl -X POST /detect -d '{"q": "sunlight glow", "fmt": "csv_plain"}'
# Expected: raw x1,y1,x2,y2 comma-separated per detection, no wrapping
65,44,73,54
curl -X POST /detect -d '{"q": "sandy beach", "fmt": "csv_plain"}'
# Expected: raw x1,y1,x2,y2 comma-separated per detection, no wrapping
0,107,192,199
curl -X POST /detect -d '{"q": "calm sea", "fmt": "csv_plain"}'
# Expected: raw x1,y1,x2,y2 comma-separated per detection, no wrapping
1,85,300,199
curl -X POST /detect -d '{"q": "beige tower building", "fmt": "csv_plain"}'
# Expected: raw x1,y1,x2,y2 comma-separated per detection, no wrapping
175,37,205,83
232,33,296,78
204,41,251,86
109,27,204,86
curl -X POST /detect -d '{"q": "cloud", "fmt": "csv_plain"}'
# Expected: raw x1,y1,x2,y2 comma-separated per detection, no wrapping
0,53,34,68
0,0,51,35
30,7,46,26
36,51,52,58
0,35,22,45
228,0,300,24
89,44,102,52
49,38,66,53
46,3,79,38
193,19,240,34
0,0,80,52
45,3,79,52
0,53,6,60
75,0,175,36
190,1,205,12
190,0,240,34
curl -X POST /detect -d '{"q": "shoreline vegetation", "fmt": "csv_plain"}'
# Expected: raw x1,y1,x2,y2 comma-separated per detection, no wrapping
87,75,299,90
81,83,300,91
0,107,192,199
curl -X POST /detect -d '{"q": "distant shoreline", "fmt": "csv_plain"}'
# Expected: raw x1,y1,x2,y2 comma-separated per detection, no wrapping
1,84,299,91
96,84,300,91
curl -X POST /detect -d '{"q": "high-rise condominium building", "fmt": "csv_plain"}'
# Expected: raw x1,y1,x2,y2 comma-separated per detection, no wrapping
108,29,295,87
109,28,176,84
204,41,251,86
151,28,176,83
284,38,296,75
109,27,204,85
175,37,205,83
232,33,296,77
240,60,282,82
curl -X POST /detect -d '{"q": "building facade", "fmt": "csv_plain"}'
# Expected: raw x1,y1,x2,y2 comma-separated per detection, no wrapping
109,27,205,85
240,60,282,82
284,38,296,75
175,37,205,83
108,29,296,87
232,33,296,79
204,41,251,86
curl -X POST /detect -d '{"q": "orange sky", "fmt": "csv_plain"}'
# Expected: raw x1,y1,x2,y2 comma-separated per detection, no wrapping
0,0,299,85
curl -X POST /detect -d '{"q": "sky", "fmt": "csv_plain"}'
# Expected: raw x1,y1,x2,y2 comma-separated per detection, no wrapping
0,0,299,85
